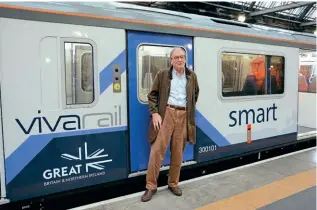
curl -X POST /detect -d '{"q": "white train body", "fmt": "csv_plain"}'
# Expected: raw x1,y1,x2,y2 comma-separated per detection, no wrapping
195,38,298,145
0,1,315,203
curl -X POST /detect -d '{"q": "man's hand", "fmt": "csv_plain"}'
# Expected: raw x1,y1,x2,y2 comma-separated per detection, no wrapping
152,113,162,130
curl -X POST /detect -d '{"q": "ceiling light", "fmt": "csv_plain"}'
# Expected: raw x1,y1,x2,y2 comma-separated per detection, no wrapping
238,13,246,22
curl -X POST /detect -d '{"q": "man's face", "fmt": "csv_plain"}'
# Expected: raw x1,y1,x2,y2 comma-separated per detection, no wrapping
170,48,186,69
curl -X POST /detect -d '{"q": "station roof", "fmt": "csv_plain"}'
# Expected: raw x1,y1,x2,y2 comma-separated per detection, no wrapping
125,1,316,34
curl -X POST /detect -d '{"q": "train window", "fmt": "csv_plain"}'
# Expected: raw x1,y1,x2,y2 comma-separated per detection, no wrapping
137,45,186,103
268,56,285,94
64,42,95,106
298,65,316,93
221,52,285,97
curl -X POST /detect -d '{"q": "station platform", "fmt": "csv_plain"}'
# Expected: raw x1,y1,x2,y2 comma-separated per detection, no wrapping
299,126,316,135
70,146,316,210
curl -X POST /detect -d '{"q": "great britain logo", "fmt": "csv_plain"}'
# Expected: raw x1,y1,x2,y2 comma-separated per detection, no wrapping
61,142,112,173
42,142,112,181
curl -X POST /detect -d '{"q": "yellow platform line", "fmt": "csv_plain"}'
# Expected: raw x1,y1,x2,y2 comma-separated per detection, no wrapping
196,168,316,210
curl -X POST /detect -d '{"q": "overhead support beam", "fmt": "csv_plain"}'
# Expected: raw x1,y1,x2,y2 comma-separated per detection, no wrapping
298,3,315,21
250,2,314,17
249,2,256,11
300,21,316,26
199,2,302,23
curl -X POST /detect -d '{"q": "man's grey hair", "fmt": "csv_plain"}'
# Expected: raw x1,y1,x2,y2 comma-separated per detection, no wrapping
170,47,186,58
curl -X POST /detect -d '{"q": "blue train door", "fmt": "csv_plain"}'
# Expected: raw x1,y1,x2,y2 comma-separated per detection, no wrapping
128,31,194,173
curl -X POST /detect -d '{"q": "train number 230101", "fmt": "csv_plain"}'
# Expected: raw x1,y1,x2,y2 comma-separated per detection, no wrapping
198,145,217,153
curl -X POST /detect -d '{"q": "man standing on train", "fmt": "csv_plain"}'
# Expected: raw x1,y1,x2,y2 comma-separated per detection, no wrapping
141,47,200,202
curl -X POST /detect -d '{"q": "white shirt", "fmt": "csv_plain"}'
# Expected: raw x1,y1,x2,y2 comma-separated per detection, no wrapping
167,69,187,107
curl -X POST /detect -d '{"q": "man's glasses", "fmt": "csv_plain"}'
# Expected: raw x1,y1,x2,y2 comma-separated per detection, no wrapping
172,55,185,60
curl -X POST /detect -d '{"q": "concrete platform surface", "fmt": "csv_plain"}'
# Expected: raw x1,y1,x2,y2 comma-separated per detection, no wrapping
70,147,316,210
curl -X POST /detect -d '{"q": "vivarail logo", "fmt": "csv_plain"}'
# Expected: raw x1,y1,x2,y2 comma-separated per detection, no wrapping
43,142,112,180
16,105,122,135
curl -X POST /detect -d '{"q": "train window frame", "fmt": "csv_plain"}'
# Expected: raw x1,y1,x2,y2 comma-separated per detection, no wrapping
217,47,286,102
136,43,188,104
60,37,99,109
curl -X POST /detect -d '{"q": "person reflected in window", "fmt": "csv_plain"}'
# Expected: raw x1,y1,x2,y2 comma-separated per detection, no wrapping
141,47,199,202
250,56,265,89
242,74,257,95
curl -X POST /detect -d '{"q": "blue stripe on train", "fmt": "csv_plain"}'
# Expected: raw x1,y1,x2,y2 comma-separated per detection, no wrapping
5,126,127,184
196,110,231,146
6,110,230,185
99,50,126,95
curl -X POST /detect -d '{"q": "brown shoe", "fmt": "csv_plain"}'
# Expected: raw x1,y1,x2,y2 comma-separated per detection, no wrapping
168,186,182,196
141,189,157,202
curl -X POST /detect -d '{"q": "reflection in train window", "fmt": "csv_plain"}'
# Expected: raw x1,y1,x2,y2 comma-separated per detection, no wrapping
81,53,93,92
221,52,285,97
269,56,285,94
137,45,185,103
298,65,316,93
64,42,94,105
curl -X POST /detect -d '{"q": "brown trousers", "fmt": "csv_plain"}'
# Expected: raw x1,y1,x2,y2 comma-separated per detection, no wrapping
146,106,187,190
